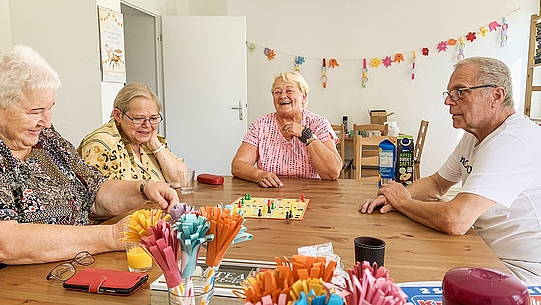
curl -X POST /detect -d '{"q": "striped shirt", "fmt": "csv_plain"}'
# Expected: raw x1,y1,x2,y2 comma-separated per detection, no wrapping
243,110,338,178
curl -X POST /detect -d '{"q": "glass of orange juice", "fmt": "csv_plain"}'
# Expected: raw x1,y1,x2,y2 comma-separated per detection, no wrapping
126,241,152,272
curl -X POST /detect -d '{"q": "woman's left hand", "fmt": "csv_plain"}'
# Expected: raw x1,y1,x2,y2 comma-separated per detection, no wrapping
145,130,162,152
283,122,303,138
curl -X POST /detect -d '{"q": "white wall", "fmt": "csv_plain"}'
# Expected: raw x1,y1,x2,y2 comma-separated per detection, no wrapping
8,0,103,145
221,0,538,178
0,0,11,52
3,0,538,178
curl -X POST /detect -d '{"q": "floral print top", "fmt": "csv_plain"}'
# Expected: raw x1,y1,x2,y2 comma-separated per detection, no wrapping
0,126,105,225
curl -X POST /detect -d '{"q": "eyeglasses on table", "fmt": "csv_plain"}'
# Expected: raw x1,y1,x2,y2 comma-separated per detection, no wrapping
46,251,95,282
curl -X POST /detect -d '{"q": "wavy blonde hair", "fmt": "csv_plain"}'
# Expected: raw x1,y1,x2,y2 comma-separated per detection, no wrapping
271,72,310,108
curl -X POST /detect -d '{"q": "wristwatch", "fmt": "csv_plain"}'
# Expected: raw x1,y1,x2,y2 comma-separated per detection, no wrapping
306,133,318,146
299,127,313,143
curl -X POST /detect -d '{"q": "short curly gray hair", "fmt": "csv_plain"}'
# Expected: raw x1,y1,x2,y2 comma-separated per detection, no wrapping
0,45,61,109
454,57,514,108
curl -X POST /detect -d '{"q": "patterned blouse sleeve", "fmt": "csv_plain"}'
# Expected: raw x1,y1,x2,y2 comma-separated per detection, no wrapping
58,133,106,209
242,117,261,148
311,115,339,145
79,138,124,180
0,181,18,221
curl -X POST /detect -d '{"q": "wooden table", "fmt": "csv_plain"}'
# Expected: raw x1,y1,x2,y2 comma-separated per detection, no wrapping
0,177,507,304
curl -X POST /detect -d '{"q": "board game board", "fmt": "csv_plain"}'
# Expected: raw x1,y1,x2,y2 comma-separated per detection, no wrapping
230,194,310,220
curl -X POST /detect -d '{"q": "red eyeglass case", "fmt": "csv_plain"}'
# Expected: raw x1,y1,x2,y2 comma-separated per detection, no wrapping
197,174,224,185
63,268,148,296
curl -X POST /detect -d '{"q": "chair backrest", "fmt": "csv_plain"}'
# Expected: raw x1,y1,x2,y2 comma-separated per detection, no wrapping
352,124,385,157
414,120,429,181
352,124,383,179
352,134,380,179
331,124,346,178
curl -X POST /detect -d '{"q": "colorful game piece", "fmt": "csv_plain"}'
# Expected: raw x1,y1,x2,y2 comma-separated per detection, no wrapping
258,208,262,217
301,194,305,202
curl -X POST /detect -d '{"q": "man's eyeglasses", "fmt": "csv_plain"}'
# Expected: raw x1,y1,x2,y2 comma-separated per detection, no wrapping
123,111,163,126
443,84,497,102
46,251,95,282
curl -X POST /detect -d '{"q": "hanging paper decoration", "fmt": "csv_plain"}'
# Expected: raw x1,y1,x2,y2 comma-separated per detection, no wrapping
393,53,404,63
458,37,465,60
437,41,448,52
362,58,368,88
383,56,392,67
247,43,256,52
245,12,514,82
489,21,501,31
501,17,508,47
370,57,382,68
411,51,416,80
294,56,305,72
328,58,339,68
264,47,275,60
466,32,477,42
321,58,328,88
478,27,488,37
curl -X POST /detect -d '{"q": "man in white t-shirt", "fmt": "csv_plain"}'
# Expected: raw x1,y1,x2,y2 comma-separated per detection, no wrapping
359,57,541,284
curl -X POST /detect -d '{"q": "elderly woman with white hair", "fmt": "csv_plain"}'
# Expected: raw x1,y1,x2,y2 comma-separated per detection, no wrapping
232,72,342,187
0,45,178,265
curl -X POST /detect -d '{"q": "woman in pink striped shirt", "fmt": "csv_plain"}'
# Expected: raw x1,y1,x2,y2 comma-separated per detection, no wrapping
231,72,342,187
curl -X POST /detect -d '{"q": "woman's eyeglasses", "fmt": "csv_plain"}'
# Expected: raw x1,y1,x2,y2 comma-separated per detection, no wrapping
123,112,163,126
46,251,95,282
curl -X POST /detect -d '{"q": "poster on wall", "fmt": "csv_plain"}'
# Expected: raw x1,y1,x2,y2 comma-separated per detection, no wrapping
98,6,126,83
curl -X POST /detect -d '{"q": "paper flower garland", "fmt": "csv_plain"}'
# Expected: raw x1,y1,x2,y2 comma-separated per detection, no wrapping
328,59,339,68
489,21,501,31
370,58,382,68
411,51,416,80
466,31,477,42
246,14,513,82
457,37,465,60
321,58,328,88
437,41,448,52
478,27,488,37
362,58,368,88
264,48,275,60
393,53,404,63
247,43,257,52
501,17,508,47
382,56,392,68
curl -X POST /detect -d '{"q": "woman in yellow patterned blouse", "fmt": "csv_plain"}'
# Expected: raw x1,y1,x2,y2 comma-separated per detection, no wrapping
78,83,187,187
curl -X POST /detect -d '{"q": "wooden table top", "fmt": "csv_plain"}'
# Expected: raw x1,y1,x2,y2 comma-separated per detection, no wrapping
0,177,507,304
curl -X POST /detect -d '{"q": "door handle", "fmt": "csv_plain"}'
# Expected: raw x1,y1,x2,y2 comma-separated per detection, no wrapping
230,100,244,121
